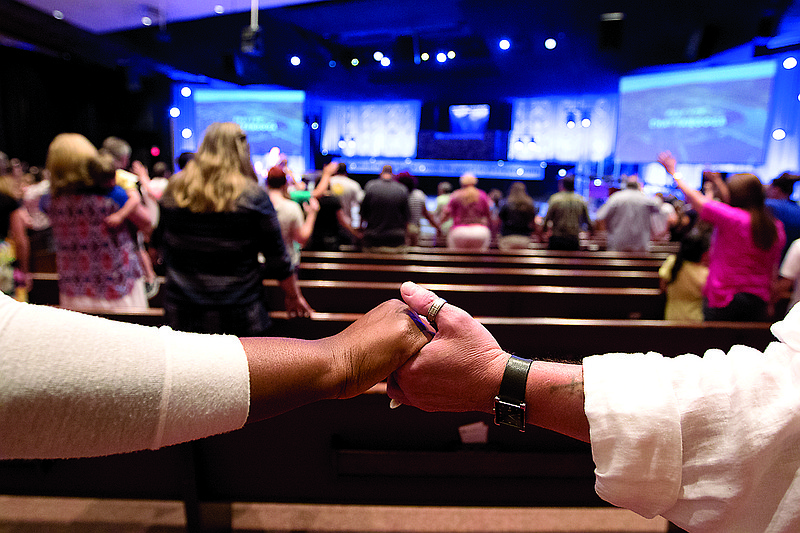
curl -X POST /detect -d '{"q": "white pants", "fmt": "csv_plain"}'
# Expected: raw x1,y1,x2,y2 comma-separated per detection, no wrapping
447,224,491,251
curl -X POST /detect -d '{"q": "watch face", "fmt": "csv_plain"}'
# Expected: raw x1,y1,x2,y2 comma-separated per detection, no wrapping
494,399,526,431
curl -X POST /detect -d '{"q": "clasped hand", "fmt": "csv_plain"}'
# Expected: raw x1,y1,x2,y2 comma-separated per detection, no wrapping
335,281,508,414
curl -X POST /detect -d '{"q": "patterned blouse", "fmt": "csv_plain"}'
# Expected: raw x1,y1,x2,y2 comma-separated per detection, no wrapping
50,192,143,301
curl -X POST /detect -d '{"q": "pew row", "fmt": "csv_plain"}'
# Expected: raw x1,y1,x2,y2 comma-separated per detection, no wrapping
298,262,661,289
265,280,666,319
301,250,664,271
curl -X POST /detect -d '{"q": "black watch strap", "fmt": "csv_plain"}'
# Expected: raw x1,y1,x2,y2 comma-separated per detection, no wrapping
494,355,533,431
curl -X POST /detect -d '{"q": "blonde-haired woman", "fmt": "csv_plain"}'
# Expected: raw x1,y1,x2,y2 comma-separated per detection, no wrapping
155,122,312,336
441,173,492,250
46,133,152,310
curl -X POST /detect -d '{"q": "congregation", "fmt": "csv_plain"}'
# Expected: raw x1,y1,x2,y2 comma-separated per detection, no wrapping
2,124,799,325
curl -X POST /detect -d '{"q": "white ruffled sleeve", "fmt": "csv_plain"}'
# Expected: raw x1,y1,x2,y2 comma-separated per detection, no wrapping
0,295,250,459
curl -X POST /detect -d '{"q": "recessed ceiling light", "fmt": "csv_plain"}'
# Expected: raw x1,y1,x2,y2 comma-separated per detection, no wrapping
214,5,224,14
420,52,430,61
380,56,391,66
373,51,384,61
447,50,456,59
544,38,557,50
499,39,511,50
52,9,64,20
141,16,152,26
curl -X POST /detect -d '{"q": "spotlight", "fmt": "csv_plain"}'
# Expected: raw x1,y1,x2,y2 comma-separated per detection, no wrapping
544,38,557,50
566,112,576,129
447,50,456,59
151,146,161,157
329,60,337,68
421,52,430,61
214,5,224,14
581,117,591,127
141,16,153,26
373,51,384,61
311,122,319,130
784,57,798,69
52,9,64,19
558,168,567,177
351,58,360,66
499,39,511,50
181,128,193,139
436,52,447,63
773,128,787,141
169,107,180,118
380,56,391,66
180,86,192,97
290,55,301,66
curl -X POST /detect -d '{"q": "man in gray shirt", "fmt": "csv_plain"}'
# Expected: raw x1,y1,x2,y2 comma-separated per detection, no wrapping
595,175,659,251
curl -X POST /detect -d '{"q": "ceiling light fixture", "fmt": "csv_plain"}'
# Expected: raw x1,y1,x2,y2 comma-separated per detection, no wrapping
499,39,511,50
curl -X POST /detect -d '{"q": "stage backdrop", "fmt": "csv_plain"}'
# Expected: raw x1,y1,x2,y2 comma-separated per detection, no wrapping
320,101,421,158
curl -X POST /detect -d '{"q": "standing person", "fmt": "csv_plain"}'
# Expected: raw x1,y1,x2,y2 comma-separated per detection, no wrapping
765,172,800,258
594,175,660,251
397,170,440,247
266,165,319,269
497,181,537,250
433,181,454,246
658,230,709,321
155,122,312,336
100,137,159,298
441,173,492,251
658,151,785,322
0,175,30,300
360,165,409,252
46,133,150,311
543,174,593,251
329,162,364,229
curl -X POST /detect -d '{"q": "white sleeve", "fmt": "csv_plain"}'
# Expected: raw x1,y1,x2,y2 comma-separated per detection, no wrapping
0,295,250,459
584,306,800,532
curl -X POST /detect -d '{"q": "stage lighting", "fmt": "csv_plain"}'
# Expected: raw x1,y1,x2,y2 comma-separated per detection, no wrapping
52,10,64,19
381,56,391,66
421,52,430,61
374,51,384,61
351,58,360,66
447,50,456,59
436,52,447,63
784,56,797,69
169,107,180,118
180,86,192,97
214,5,224,14
181,128,193,139
241,25,264,56
290,56,301,66
773,128,787,140
566,112,576,129
581,116,591,127
544,38,557,50
151,146,161,157
499,39,511,50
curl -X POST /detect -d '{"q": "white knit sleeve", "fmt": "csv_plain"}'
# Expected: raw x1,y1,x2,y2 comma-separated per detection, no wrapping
0,295,250,459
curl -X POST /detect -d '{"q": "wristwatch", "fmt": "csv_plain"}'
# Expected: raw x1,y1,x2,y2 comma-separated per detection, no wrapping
494,355,533,431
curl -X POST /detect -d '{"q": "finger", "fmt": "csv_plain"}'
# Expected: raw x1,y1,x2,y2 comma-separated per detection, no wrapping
386,373,409,405
399,281,440,319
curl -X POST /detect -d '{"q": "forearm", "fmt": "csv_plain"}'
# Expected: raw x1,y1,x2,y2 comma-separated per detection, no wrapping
525,361,589,442
296,212,318,245
241,336,335,423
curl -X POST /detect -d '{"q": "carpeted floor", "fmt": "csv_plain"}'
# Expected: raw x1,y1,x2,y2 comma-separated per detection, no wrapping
0,496,669,532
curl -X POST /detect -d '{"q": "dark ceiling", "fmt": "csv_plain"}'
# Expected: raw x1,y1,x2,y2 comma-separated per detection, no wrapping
1,0,796,101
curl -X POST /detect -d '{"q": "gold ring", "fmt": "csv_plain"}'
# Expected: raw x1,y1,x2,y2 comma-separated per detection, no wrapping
426,297,447,330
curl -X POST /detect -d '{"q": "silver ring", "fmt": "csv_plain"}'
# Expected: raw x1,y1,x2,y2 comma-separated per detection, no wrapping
426,297,447,330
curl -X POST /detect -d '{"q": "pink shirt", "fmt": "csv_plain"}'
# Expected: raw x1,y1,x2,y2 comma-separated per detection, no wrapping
701,200,785,308
447,188,491,227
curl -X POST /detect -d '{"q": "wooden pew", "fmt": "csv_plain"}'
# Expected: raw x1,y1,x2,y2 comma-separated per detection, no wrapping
302,250,665,271
1,308,775,533
266,279,666,319
298,262,661,289
30,274,665,317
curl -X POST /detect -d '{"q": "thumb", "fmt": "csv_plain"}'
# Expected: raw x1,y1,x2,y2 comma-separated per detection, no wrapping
400,281,439,317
